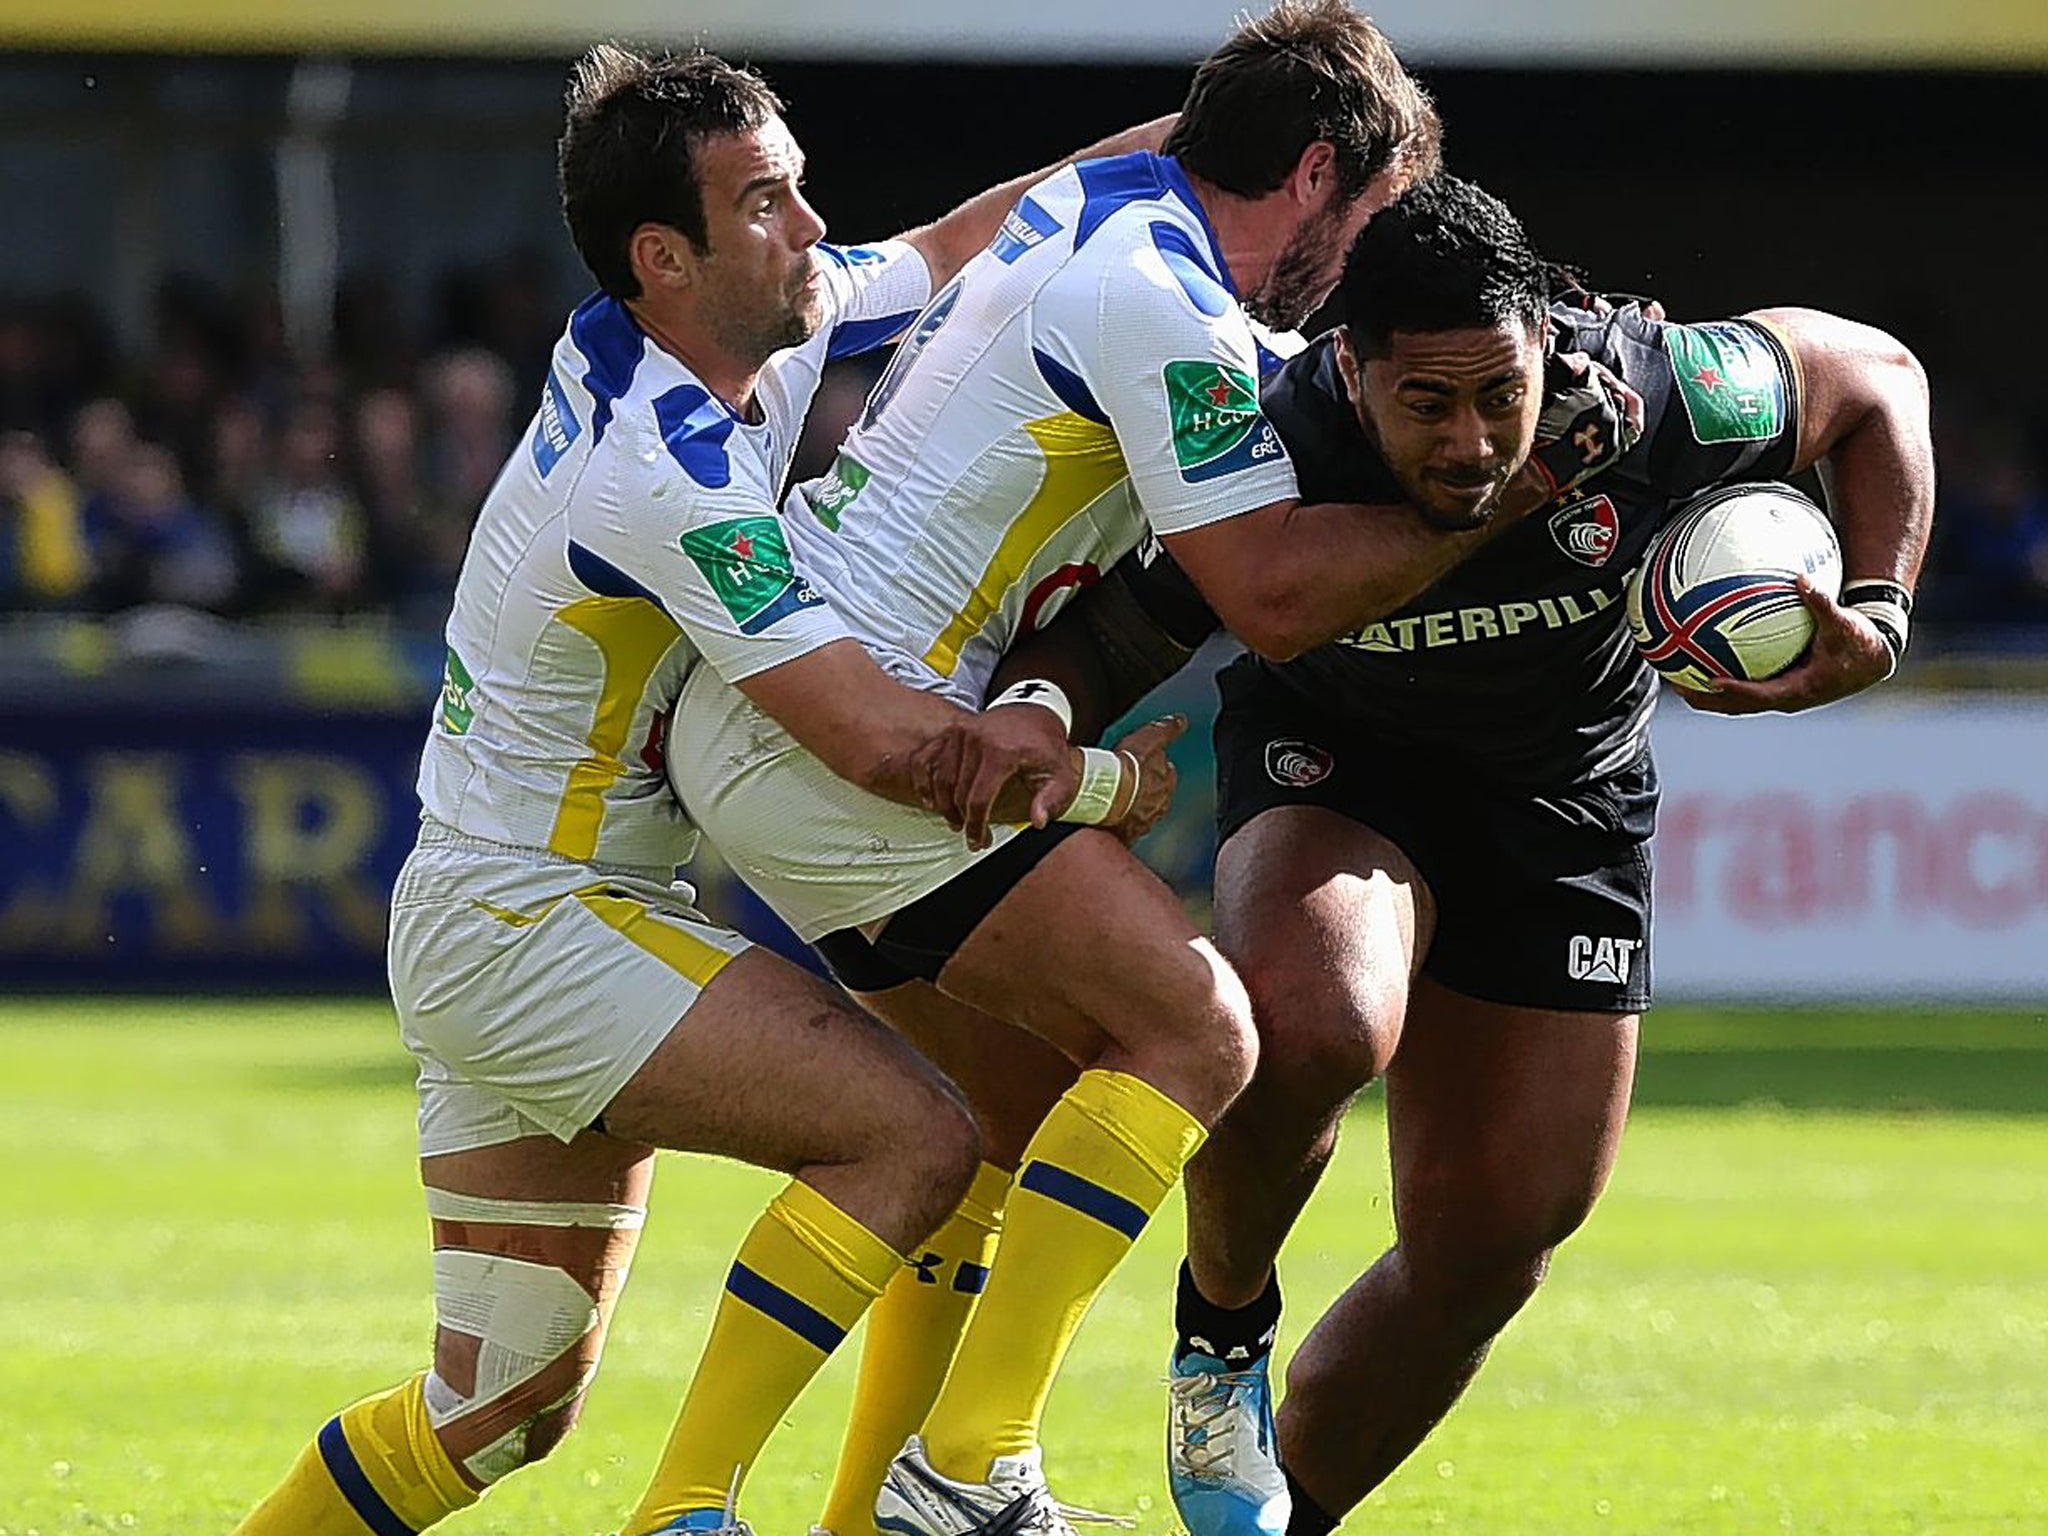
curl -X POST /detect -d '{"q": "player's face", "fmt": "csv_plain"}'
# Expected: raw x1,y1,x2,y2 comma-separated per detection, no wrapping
1344,319,1545,531
1248,165,1409,332
690,117,829,359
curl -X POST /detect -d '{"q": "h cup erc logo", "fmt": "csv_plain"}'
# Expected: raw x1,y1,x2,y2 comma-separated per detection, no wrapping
1265,738,1334,788
1548,494,1622,568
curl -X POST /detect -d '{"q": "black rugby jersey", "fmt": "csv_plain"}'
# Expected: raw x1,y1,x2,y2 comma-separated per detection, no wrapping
1132,300,1803,789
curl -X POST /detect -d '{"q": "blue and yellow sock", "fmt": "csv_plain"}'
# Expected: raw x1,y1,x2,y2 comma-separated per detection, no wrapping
625,1180,902,1533
820,1162,1011,1536
232,1373,478,1535
921,1070,1204,1480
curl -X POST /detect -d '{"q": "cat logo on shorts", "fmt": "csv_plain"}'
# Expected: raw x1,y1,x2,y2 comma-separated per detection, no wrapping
1548,495,1621,567
1266,739,1334,788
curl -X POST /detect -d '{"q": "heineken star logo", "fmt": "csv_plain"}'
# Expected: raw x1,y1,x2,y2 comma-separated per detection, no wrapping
729,529,756,561
1692,364,1724,391
1206,377,1235,407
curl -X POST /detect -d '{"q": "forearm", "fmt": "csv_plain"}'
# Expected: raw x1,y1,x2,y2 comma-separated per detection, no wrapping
1185,478,1545,661
1817,366,1934,590
736,639,968,810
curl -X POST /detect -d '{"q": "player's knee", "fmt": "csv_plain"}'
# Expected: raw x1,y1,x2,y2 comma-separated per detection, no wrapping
1168,951,1260,1119
1239,964,1394,1119
424,1190,640,1486
1407,1234,1559,1346
891,1076,982,1235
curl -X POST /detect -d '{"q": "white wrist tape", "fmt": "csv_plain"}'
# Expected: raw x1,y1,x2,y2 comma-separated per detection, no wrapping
987,678,1073,735
1058,746,1127,825
1841,578,1911,676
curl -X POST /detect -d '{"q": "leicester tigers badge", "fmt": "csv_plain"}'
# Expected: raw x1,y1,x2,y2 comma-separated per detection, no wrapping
1266,739,1334,788
1548,494,1622,568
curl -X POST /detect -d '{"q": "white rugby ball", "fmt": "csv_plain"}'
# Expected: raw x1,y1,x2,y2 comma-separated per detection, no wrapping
1625,481,1842,691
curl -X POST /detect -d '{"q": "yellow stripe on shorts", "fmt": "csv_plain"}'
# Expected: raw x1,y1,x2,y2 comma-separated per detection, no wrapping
923,410,1127,677
574,887,736,988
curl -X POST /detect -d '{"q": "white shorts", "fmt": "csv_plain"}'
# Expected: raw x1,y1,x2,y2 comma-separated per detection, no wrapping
667,664,1012,943
388,820,753,1157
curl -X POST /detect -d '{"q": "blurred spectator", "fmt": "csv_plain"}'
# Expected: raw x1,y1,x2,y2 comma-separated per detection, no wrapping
353,387,468,625
86,441,239,612
422,348,516,513
248,404,367,612
0,429,90,608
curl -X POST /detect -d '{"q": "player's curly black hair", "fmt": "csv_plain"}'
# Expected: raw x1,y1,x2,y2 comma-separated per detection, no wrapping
1338,174,1570,357
1164,0,1441,203
558,43,782,299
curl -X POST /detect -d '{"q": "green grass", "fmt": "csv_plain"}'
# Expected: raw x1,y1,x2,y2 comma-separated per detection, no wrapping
2,1001,2045,1536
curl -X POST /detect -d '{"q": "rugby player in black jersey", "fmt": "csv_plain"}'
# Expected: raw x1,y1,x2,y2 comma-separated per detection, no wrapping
911,175,1933,1536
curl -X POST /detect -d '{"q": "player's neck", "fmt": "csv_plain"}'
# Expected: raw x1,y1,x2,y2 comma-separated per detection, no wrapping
1177,169,1295,307
626,298,764,418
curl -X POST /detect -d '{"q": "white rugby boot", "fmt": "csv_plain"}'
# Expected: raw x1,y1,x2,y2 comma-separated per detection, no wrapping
876,1436,1130,1536
1167,1344,1289,1536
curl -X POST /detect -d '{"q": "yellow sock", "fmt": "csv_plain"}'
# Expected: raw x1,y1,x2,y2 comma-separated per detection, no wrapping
625,1180,902,1533
820,1162,1011,1536
922,1070,1204,1480
232,1373,479,1535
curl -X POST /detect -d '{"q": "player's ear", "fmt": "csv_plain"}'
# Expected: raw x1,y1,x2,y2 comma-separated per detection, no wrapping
628,222,699,295
1287,140,1339,207
1332,326,1364,408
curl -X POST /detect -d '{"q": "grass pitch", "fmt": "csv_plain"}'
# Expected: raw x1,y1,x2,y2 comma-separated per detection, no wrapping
1,1000,2044,1535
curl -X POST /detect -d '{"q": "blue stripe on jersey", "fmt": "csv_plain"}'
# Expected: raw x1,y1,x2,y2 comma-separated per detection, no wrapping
1018,1159,1149,1239
1153,154,1236,295
653,383,739,489
1033,347,1108,424
567,539,669,611
816,242,890,269
316,1416,416,1536
1074,152,1171,251
568,294,646,446
827,310,920,361
725,1260,848,1352
952,1261,990,1295
1150,221,1229,318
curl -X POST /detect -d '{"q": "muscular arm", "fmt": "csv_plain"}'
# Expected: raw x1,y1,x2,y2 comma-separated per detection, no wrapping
1749,306,1933,588
897,115,1176,290
737,638,1074,814
1160,469,1552,662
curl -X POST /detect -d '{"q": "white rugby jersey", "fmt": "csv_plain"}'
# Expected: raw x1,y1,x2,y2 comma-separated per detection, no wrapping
786,152,1301,709
418,241,931,870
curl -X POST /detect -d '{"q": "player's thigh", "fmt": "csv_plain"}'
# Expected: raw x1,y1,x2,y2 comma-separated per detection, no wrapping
933,827,1247,1071
1214,804,1433,1097
1386,975,1638,1265
604,945,973,1172
855,979,1081,1170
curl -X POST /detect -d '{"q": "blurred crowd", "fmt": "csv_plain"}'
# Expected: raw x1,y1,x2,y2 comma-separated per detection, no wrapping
3,268,2046,635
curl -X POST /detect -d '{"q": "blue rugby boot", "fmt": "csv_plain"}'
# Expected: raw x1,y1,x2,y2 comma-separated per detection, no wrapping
1166,1341,1288,1536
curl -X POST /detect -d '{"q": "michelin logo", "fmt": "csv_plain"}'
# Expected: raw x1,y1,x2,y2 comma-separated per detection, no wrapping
992,196,1062,264
1341,582,1625,652
1568,935,1642,985
531,367,581,478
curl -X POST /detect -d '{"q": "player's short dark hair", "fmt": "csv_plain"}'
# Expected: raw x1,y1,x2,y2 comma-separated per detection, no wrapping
1337,175,1551,358
558,43,783,299
1163,0,1441,203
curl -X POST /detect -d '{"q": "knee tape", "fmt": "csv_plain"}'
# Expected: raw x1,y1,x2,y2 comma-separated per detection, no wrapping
423,1188,645,1485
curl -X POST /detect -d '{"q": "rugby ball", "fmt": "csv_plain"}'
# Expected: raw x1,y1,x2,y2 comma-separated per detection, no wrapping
1625,482,1842,690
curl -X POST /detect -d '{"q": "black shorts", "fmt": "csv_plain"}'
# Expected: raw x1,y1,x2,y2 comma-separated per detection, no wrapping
1213,660,1657,1014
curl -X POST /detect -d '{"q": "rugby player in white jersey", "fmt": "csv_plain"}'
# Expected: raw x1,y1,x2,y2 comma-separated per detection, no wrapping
230,46,1176,1536
664,8,1630,1535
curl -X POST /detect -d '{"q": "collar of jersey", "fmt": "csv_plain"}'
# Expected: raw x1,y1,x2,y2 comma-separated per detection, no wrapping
1155,154,1238,297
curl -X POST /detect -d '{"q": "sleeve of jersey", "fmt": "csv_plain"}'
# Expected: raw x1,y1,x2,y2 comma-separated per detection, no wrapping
814,240,934,363
569,443,852,687
1081,245,1301,537
1628,314,1802,491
